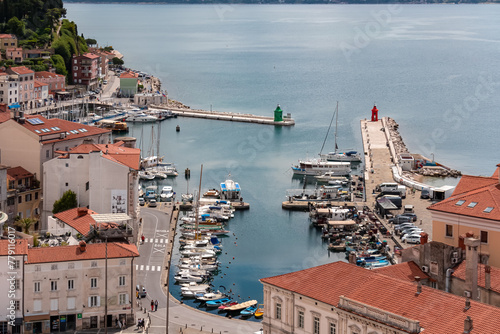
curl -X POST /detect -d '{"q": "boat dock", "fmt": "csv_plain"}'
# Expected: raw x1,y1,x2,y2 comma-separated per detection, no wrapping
178,201,250,211
154,106,295,126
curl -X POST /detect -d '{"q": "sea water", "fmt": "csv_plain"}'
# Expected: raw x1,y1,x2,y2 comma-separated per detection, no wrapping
66,3,500,317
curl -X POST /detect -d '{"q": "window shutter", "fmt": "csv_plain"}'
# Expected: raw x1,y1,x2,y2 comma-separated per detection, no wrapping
88,297,91,307
125,294,129,305
97,296,101,307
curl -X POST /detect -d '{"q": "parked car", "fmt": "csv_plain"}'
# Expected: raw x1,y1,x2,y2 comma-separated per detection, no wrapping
149,199,157,208
136,284,147,298
421,189,430,199
103,80,108,84
399,213,418,222
138,198,145,206
394,223,416,231
402,234,421,244
401,229,424,238
389,215,412,224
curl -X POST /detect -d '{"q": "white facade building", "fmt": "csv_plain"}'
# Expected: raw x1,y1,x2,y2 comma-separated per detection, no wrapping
0,74,19,107
42,142,140,235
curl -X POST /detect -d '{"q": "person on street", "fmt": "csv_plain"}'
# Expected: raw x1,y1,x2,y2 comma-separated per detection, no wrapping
154,300,158,312
141,234,145,244
151,300,154,311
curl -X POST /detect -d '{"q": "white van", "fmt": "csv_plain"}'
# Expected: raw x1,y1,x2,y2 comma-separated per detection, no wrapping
402,234,421,244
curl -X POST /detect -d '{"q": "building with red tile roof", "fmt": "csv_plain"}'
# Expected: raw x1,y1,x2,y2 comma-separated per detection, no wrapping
375,260,430,282
50,207,100,236
6,47,23,63
0,114,111,182
23,241,138,331
33,80,49,106
119,72,139,97
34,71,65,94
451,261,500,307
6,166,41,228
72,53,100,89
6,66,35,110
261,261,500,334
0,72,19,108
0,34,17,50
42,141,140,234
428,163,500,267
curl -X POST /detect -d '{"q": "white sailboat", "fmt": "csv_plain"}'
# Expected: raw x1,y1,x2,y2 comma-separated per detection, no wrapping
320,102,362,162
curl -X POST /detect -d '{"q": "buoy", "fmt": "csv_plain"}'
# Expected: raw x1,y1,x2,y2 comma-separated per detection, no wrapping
233,257,235,259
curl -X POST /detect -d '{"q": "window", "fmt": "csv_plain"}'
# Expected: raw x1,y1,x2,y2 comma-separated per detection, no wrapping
89,295,100,307
25,193,32,202
46,150,49,158
68,263,74,269
51,264,58,270
50,298,58,311
484,207,494,213
14,279,20,290
445,224,453,237
50,280,58,291
86,181,89,191
468,202,478,208
120,259,126,266
33,300,42,312
67,297,76,310
35,192,38,200
91,261,98,268
68,279,74,290
119,293,128,305
298,310,304,328
18,196,22,204
35,265,41,272
91,278,98,288
330,323,337,334
34,281,41,293
276,303,281,320
119,276,126,286
313,317,320,334
14,300,20,311
12,260,20,269
481,231,488,244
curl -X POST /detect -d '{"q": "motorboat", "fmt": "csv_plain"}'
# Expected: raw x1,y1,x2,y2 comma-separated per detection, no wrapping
203,189,220,198
174,273,204,283
254,304,264,318
218,301,238,310
240,305,258,317
124,112,158,123
180,282,210,297
139,171,155,180
291,159,351,176
160,186,175,202
196,291,226,302
321,151,362,162
223,300,257,312
220,176,241,201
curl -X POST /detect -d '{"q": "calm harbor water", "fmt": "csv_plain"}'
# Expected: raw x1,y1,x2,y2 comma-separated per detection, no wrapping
67,3,500,318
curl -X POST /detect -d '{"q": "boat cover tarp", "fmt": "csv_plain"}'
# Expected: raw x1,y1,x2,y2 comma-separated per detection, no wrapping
327,219,357,226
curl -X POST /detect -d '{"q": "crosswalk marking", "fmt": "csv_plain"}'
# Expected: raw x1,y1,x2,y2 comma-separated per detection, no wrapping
160,239,164,243
144,238,168,244
155,239,158,244
136,265,162,272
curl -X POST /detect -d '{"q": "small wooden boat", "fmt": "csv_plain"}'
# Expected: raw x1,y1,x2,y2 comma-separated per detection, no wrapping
205,297,232,308
224,300,257,312
254,304,264,318
240,305,257,317
203,189,220,198
218,301,238,310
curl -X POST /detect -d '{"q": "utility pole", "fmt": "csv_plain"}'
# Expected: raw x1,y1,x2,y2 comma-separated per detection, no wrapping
105,236,108,334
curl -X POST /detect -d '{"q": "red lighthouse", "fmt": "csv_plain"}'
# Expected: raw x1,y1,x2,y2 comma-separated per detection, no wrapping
371,104,378,122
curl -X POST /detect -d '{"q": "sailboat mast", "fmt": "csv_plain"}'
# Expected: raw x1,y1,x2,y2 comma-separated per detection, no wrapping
334,101,339,154
195,164,203,239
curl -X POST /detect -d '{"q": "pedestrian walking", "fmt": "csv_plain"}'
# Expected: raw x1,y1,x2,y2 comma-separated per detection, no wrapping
150,300,154,311
141,234,145,244
154,300,158,312
136,291,139,299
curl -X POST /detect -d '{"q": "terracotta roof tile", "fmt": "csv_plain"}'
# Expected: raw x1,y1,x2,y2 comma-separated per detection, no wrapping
34,71,64,79
53,207,99,236
19,115,110,143
0,109,10,124
7,166,33,180
452,261,500,294
120,71,138,79
428,166,500,221
0,34,16,39
375,261,430,282
79,53,100,60
68,142,140,170
8,66,34,75
27,242,139,264
0,239,29,256
34,80,48,88
261,262,500,333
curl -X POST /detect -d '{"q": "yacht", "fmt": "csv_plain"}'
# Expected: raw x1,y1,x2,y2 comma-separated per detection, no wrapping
124,112,158,123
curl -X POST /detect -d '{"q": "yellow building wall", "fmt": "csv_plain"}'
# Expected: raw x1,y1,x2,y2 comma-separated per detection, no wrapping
433,218,500,267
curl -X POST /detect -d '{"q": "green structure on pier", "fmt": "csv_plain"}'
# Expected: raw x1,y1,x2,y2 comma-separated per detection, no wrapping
274,104,283,122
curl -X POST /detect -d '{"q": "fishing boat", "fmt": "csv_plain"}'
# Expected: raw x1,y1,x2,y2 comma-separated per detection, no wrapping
240,305,257,317
314,173,350,184
196,291,226,302
160,186,175,202
96,119,129,133
220,175,241,201
254,304,264,318
218,301,238,310
205,297,232,308
180,282,210,297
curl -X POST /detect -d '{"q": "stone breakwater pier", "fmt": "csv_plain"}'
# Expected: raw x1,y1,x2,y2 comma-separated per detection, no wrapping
154,105,295,126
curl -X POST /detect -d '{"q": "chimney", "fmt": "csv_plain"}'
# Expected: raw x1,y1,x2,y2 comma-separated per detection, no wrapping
485,265,491,290
496,163,500,183
464,297,471,311
464,237,480,300
77,207,88,217
458,234,466,251
79,240,87,252
420,232,428,245
415,276,422,295
463,316,473,334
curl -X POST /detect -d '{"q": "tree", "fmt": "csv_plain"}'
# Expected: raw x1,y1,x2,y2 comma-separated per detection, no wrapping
50,54,67,76
52,190,78,214
86,38,97,46
112,57,124,66
6,17,25,38
15,217,34,234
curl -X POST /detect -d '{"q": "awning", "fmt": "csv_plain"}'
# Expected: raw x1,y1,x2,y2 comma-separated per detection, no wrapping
25,314,50,321
8,103,20,109
91,213,132,223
